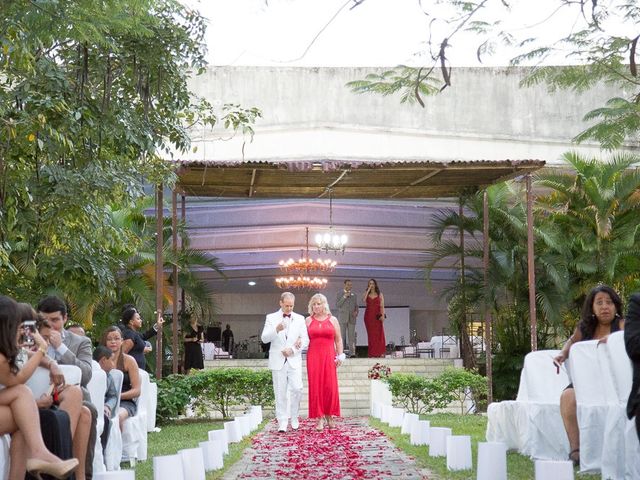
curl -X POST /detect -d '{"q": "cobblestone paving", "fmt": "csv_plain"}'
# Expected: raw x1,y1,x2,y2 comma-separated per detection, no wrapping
221,417,431,479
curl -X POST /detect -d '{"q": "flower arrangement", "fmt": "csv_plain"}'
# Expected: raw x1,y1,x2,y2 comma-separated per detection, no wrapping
367,362,391,380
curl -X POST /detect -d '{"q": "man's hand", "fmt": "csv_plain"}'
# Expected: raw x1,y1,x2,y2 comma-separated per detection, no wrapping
48,329,63,349
49,363,65,387
276,321,286,333
281,347,294,357
294,337,302,350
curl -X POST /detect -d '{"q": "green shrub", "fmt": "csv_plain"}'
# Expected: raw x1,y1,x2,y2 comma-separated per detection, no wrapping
385,367,487,415
386,373,450,415
243,369,275,408
434,367,487,415
156,368,275,422
155,374,193,424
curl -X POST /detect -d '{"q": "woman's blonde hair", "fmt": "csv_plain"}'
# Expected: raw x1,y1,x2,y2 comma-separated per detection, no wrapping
308,293,331,316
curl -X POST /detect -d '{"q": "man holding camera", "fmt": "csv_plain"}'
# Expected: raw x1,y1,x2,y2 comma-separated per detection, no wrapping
37,295,97,479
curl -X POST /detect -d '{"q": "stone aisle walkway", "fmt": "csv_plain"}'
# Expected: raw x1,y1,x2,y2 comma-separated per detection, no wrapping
222,417,432,479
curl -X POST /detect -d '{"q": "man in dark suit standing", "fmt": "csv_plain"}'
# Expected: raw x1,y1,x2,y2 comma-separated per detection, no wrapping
38,295,97,479
625,293,640,442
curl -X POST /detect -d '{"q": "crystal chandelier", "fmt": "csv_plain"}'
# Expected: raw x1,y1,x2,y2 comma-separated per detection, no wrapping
315,188,348,254
275,227,334,290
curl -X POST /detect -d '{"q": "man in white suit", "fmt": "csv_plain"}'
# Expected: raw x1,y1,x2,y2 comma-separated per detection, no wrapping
261,291,309,432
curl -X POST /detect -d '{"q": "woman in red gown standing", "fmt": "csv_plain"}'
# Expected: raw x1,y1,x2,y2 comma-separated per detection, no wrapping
306,293,345,431
363,278,386,357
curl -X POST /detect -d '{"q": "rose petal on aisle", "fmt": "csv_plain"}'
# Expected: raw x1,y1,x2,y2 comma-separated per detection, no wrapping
236,417,429,479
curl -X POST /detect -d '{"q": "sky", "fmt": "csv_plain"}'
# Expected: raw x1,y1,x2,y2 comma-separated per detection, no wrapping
179,0,617,68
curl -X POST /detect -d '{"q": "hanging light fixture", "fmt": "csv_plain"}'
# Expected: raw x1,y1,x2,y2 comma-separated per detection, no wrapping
315,188,348,254
275,227,334,290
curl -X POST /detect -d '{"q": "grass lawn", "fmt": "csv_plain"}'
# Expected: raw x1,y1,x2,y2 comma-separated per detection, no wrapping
371,413,603,480
128,420,258,480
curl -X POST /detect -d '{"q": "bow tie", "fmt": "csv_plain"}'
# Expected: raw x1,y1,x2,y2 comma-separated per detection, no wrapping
283,314,291,318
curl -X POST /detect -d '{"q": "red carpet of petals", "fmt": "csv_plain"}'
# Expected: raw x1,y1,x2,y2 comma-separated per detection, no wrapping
236,417,428,479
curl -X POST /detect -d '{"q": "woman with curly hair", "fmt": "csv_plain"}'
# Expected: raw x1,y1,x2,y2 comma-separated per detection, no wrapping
553,284,624,466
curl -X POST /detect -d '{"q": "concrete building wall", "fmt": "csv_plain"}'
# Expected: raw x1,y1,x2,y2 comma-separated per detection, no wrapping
181,66,637,166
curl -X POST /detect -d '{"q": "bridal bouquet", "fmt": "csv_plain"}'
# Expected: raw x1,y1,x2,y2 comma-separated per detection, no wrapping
367,363,391,380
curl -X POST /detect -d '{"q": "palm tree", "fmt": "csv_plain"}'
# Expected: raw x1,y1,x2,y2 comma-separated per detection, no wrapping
535,151,640,312
68,197,224,337
425,182,569,396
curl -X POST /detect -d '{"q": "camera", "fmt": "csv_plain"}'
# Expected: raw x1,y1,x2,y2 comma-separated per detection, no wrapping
19,320,36,347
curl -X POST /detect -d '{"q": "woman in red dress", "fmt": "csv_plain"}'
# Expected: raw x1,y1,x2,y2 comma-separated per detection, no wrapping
305,293,344,431
363,278,386,357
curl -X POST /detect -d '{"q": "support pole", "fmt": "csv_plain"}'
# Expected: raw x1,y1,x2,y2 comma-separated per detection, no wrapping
180,195,186,342
172,189,178,374
155,184,164,379
526,174,537,351
483,190,493,404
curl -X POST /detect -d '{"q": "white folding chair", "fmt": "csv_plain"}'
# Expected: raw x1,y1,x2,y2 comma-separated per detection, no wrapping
122,370,150,465
0,433,10,480
146,380,157,432
26,365,82,398
104,369,124,471
600,331,638,480
569,339,614,473
486,349,570,460
88,361,108,474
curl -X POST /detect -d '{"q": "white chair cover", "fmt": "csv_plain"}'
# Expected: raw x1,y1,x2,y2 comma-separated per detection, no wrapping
0,434,10,480
146,381,158,432
26,365,82,397
104,369,123,471
88,360,107,473
600,331,638,480
569,340,612,472
122,370,150,464
486,349,570,460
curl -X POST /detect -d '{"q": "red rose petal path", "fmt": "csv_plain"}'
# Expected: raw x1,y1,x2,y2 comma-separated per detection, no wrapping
225,417,430,479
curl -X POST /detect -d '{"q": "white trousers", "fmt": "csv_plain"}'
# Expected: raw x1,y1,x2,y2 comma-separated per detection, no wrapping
272,361,303,426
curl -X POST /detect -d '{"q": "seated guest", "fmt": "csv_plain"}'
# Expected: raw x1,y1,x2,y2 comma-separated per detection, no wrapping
66,324,86,337
101,326,141,430
0,295,79,480
93,346,119,454
21,304,91,480
553,285,624,466
36,295,98,479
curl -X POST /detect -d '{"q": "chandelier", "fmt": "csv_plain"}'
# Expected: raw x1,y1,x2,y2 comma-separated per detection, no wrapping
315,188,347,254
275,227,334,290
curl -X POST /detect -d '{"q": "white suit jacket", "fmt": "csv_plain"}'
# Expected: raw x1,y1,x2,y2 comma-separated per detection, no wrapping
261,310,309,371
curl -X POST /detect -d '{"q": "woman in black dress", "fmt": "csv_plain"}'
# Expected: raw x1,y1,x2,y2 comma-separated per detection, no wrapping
120,307,164,370
183,318,204,371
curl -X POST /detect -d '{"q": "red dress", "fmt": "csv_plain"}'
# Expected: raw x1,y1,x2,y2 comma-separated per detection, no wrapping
364,295,386,357
306,315,341,418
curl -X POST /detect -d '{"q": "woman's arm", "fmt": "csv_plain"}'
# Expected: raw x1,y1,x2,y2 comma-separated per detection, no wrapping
379,294,385,319
554,326,583,364
121,355,141,400
331,317,343,356
122,338,134,354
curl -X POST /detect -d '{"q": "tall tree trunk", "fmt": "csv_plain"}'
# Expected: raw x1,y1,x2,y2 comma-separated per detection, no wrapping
459,198,476,369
